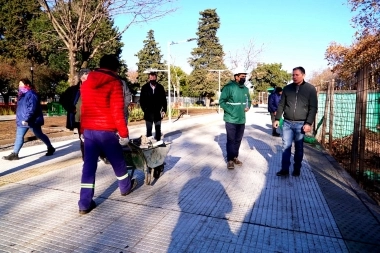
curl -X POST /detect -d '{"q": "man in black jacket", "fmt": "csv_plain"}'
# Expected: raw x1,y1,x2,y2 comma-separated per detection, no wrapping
273,66,318,177
60,69,90,131
139,71,167,141
59,69,90,159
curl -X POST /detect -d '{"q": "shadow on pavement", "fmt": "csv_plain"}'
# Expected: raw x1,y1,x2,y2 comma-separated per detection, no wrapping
168,167,234,252
214,133,227,162
0,142,78,177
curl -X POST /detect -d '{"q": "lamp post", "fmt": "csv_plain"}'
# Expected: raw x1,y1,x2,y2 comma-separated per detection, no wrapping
30,64,34,86
208,69,227,114
167,38,196,123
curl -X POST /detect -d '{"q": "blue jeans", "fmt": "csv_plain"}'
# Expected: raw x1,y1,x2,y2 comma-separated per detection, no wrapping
225,122,245,161
79,130,132,210
281,120,305,172
13,126,53,154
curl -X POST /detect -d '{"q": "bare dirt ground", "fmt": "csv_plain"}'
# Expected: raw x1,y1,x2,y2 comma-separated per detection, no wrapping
0,108,218,148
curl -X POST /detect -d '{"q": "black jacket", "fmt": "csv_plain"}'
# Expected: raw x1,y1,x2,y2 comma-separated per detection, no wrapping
275,81,318,125
139,82,167,122
59,83,80,130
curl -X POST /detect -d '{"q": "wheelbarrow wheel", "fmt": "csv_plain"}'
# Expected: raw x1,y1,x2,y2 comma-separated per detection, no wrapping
144,171,151,185
153,165,164,179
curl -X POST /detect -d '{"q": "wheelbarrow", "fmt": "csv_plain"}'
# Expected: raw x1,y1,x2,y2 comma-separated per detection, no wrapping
123,138,170,185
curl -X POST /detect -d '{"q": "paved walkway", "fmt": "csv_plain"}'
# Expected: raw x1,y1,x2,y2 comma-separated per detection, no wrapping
0,106,379,253
0,115,16,121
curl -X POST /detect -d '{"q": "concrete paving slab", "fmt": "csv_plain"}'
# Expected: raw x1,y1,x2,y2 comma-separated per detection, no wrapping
0,107,379,252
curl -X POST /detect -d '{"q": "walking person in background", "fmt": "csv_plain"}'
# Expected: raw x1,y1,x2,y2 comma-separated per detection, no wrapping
140,71,167,141
268,87,283,137
78,54,136,214
2,78,55,160
273,67,318,177
121,78,133,123
220,68,251,170
59,68,90,159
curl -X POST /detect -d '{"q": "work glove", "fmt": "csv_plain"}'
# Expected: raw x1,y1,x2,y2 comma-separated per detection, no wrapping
116,133,129,146
21,121,28,126
119,137,129,146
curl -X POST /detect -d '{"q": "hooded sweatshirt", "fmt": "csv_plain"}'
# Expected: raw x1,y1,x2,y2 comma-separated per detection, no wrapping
80,68,129,138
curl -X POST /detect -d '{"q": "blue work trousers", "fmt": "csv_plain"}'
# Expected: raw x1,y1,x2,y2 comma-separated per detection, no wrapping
78,129,132,210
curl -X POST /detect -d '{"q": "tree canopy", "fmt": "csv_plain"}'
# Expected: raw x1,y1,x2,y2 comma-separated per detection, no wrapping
0,0,47,103
170,65,188,98
0,0,41,60
325,1,380,84
349,0,380,37
37,0,176,85
250,63,291,93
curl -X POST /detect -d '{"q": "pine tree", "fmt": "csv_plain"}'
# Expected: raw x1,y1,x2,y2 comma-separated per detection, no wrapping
135,30,166,88
188,9,229,103
0,0,41,59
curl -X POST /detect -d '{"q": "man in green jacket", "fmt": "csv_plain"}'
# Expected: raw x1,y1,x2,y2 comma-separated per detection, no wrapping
220,68,251,169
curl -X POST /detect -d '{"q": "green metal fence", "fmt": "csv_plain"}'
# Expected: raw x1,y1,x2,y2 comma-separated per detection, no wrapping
47,102,66,116
317,91,380,139
316,66,380,204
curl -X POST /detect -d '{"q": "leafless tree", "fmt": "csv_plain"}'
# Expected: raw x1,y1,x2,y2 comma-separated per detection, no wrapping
127,70,138,84
227,38,264,73
309,68,337,90
38,0,177,85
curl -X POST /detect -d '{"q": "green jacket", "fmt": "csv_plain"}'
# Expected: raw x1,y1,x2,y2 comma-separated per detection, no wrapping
220,80,251,124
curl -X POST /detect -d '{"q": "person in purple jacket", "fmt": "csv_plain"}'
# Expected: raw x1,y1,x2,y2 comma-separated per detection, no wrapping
268,87,283,137
2,78,55,160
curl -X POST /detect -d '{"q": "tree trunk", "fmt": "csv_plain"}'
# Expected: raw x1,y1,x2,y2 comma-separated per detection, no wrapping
68,49,77,86
205,96,211,108
177,82,180,101
80,48,91,69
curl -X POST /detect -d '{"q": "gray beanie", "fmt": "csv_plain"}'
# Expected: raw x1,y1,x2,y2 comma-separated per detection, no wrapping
78,68,90,78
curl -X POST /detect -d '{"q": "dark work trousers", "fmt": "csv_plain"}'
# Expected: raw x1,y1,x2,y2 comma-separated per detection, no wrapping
270,112,276,134
146,120,162,141
78,129,132,211
225,122,245,162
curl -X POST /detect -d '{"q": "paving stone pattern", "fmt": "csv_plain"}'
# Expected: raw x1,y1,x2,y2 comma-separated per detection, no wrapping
0,107,379,252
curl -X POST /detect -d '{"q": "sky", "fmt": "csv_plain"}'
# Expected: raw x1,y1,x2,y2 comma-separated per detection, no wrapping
115,0,356,77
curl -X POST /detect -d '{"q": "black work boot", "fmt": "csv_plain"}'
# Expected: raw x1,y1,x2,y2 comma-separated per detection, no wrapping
272,129,280,137
276,170,289,176
46,147,56,156
2,152,19,161
292,166,301,177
